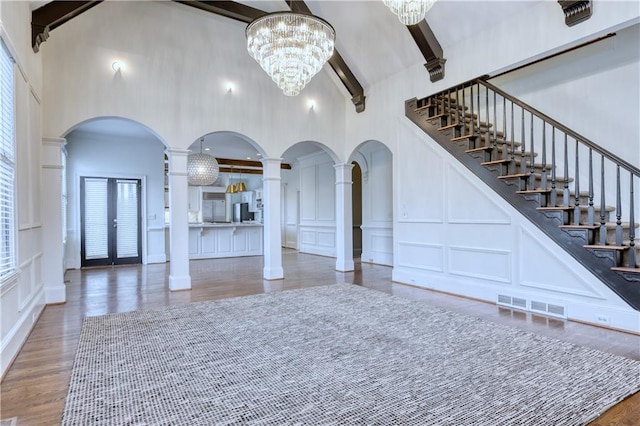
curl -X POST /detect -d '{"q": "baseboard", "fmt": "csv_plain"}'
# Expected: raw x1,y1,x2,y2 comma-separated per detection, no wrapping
45,283,66,304
146,253,167,264
263,266,284,280
361,251,393,266
335,259,355,272
392,267,640,334
1,287,45,380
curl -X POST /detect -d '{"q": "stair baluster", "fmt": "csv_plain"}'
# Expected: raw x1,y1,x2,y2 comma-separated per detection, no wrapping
520,107,527,176
503,97,508,162
485,86,490,150
510,102,516,177
476,82,481,139
550,127,557,207
492,92,498,159
469,86,475,138
629,175,636,268
573,140,581,225
588,149,594,226
563,134,570,207
528,114,536,190
616,165,623,246
599,155,607,246
455,87,460,133
541,122,547,190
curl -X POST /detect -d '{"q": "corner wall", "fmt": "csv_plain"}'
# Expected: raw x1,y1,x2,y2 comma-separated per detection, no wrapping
0,2,45,378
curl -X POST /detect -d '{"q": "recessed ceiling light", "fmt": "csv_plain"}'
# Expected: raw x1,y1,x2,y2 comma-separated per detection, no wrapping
205,148,210,151
256,153,262,157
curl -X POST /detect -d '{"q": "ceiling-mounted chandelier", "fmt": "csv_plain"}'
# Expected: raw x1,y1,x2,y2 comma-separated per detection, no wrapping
246,12,336,96
187,138,219,186
383,0,437,26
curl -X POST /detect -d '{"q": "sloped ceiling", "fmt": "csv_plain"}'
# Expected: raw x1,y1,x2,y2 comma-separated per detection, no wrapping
32,0,540,160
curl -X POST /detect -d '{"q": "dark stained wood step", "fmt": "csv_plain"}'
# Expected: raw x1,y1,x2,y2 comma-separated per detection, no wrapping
583,244,628,251
517,189,553,195
560,224,600,230
611,266,640,274
499,173,573,183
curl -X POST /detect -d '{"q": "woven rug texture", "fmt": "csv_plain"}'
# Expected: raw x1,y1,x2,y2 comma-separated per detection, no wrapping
62,284,640,425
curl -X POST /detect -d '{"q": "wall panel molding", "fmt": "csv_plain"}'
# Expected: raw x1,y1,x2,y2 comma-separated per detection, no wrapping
448,246,511,283
397,242,444,272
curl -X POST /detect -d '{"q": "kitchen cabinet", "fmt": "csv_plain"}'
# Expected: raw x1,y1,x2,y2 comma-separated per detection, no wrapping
188,186,201,211
188,223,263,259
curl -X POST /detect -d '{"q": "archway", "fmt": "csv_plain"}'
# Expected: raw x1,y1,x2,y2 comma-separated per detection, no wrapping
348,140,393,266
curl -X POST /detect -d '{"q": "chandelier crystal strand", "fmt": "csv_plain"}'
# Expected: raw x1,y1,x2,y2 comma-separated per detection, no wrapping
187,139,219,186
247,12,335,96
383,0,436,26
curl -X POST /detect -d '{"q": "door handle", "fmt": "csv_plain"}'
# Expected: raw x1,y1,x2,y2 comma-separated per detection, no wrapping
113,218,117,228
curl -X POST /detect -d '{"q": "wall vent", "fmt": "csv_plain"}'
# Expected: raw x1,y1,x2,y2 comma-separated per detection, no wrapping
497,295,567,319
497,294,527,311
530,300,567,319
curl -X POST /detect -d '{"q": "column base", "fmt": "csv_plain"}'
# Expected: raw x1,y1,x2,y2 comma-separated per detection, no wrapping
263,267,284,280
335,259,355,272
169,275,191,291
45,283,66,304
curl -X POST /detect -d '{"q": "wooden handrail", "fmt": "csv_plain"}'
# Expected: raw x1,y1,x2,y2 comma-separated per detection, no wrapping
478,79,640,177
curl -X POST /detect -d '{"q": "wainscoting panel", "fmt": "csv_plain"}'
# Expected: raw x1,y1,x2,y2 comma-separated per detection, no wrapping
448,246,511,283
299,226,336,257
397,242,444,272
519,228,605,299
446,165,511,225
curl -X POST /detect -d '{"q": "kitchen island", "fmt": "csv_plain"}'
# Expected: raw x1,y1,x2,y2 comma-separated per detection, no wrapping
184,222,263,260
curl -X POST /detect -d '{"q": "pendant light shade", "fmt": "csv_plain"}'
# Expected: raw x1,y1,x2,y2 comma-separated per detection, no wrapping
383,0,436,26
187,138,219,186
246,12,335,96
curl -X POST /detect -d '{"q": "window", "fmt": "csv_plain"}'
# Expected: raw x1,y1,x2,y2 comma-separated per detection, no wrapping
0,39,16,280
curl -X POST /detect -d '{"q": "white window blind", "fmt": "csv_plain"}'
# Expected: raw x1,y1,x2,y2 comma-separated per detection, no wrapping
116,180,139,258
84,178,109,260
0,39,16,280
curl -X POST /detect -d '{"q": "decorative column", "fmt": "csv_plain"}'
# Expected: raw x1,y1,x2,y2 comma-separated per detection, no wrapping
335,163,355,272
261,158,284,280
41,137,66,303
167,149,191,291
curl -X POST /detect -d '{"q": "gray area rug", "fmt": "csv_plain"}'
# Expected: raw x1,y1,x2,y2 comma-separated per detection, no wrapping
62,284,640,425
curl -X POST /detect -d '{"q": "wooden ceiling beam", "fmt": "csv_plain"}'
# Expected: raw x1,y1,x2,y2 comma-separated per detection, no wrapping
406,20,446,83
287,0,366,113
32,1,103,52
219,167,263,175
216,158,292,170
177,0,366,113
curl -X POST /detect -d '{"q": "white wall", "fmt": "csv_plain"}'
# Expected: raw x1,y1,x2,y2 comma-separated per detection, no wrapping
281,168,300,249
298,152,337,257
0,2,45,378
40,1,346,157
64,131,166,268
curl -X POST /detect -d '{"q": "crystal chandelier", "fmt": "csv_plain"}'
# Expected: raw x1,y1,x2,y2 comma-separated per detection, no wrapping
246,12,335,96
383,0,437,26
187,138,219,186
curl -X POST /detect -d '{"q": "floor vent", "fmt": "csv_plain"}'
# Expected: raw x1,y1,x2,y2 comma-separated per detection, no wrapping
530,300,567,319
497,295,567,319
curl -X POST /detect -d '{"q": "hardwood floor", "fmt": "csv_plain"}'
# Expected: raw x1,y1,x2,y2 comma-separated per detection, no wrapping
1,249,638,425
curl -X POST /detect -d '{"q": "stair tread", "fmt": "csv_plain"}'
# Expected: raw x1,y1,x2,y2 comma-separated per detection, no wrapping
438,123,463,131
584,244,629,251
452,134,478,141
611,266,640,273
559,224,600,230
517,189,553,194
498,172,573,182
537,206,574,211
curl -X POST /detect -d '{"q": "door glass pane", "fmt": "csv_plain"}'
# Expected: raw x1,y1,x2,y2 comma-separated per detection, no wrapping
84,178,109,259
116,179,139,258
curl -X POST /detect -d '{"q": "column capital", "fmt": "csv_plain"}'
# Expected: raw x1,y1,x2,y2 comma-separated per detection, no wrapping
333,162,355,172
261,157,283,181
42,137,66,147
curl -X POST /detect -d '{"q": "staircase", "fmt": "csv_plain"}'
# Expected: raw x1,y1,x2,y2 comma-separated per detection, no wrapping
405,77,640,311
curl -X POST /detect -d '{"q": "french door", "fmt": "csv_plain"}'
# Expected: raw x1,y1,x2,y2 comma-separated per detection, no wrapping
80,177,142,267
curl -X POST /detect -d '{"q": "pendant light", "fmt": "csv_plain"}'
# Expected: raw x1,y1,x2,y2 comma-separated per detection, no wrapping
187,138,219,186
226,166,237,193
235,168,247,193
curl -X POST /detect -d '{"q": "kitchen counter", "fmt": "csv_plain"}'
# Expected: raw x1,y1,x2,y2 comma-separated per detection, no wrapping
188,222,263,227
184,222,263,259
